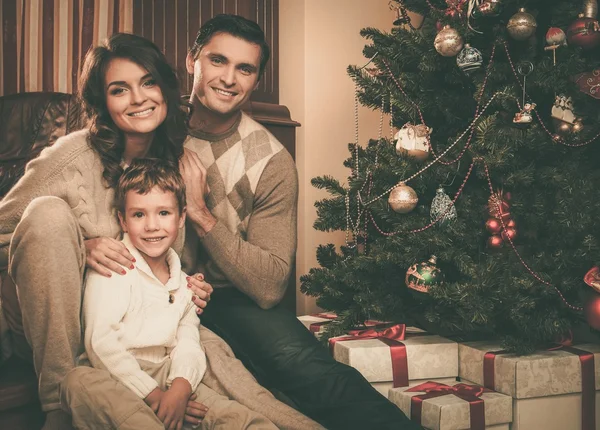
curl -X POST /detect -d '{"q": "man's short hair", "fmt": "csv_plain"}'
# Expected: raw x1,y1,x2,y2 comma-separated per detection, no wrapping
116,159,186,215
189,14,270,78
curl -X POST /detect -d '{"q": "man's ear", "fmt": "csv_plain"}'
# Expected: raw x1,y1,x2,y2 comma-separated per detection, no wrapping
186,52,196,75
178,207,187,229
118,212,128,232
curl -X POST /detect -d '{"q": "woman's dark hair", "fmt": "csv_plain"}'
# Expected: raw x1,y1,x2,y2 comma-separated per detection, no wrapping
78,32,187,189
189,14,270,78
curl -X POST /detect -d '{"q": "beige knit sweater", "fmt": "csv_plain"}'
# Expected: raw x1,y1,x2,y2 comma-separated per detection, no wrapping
0,130,322,430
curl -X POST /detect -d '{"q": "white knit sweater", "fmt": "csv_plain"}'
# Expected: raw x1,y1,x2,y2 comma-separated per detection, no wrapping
81,234,206,398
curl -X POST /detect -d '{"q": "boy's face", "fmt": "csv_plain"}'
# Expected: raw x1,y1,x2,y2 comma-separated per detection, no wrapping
118,187,185,265
186,32,261,119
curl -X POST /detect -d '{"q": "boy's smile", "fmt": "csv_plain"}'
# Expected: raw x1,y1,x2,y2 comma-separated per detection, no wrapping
118,187,185,272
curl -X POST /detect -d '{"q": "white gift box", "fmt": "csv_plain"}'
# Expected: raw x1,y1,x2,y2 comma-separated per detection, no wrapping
459,341,600,430
388,380,513,430
331,328,458,387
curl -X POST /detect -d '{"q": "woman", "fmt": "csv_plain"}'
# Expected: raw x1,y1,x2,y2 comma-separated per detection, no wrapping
0,33,319,430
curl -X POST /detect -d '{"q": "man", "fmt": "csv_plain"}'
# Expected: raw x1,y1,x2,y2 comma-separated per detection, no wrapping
180,14,421,430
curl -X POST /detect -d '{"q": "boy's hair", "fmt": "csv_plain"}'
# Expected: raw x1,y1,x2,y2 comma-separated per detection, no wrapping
116,159,186,215
189,14,270,78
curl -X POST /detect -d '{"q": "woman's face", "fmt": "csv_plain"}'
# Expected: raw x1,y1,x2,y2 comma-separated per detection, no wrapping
104,57,167,144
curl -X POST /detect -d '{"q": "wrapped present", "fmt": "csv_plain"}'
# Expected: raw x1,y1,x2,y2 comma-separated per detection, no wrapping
297,313,338,338
459,341,600,430
297,313,388,338
329,324,458,389
371,377,458,398
388,380,513,430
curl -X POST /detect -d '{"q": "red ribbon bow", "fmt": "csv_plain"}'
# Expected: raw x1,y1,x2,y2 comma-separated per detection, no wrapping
329,324,409,387
406,381,489,430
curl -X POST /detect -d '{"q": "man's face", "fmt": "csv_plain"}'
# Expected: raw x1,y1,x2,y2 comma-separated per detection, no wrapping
186,32,261,119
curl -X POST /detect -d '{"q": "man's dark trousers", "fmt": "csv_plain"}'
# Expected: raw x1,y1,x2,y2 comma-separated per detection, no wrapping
201,288,422,430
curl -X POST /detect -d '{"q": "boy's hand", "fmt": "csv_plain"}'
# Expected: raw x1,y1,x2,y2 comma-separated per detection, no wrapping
144,387,165,413
184,393,209,426
84,236,135,277
157,378,193,430
187,273,214,315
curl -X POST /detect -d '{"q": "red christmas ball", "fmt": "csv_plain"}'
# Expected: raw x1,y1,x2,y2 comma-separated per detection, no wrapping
485,218,502,234
506,219,516,229
501,227,517,242
584,293,600,330
567,14,600,50
487,235,503,249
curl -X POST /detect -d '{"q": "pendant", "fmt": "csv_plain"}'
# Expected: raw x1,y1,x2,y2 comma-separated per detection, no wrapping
169,293,175,304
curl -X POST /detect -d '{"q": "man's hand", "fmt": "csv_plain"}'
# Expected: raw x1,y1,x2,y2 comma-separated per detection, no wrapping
157,378,193,430
144,387,165,414
84,237,135,277
187,273,214,315
184,393,209,426
179,149,217,236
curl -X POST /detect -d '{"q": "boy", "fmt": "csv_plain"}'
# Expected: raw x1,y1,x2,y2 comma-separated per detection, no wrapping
60,159,276,430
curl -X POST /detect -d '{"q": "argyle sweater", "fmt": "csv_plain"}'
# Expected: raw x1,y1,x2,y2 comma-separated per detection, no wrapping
182,112,298,309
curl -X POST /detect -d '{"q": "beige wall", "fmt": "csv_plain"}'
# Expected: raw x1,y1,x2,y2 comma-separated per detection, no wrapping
279,0,396,315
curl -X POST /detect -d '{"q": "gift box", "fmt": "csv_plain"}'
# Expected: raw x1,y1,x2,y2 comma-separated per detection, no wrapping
388,380,513,430
371,377,458,398
297,313,338,338
459,341,600,430
330,324,458,389
297,313,387,338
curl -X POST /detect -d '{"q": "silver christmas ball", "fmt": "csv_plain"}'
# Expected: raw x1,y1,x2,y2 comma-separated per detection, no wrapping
456,44,483,74
434,25,464,57
506,8,537,41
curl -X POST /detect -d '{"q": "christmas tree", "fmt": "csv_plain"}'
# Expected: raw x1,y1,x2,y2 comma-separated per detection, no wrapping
300,0,600,353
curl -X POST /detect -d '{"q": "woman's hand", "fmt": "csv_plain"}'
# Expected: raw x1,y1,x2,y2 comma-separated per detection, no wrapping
187,273,214,315
184,393,209,426
84,237,135,277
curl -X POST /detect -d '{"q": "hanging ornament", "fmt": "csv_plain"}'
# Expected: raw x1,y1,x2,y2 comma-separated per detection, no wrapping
573,69,600,100
388,183,419,213
544,27,567,66
501,227,517,241
430,186,457,225
584,266,600,293
583,293,600,330
488,190,511,220
475,0,502,17
394,123,431,161
445,0,467,19
485,218,502,234
405,255,443,294
512,62,535,128
567,13,600,50
456,43,483,74
506,8,537,41
434,25,464,57
583,0,598,19
551,95,585,136
389,1,410,27
487,235,504,249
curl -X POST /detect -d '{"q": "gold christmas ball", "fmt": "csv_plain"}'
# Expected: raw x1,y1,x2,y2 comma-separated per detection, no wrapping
434,25,464,57
507,8,537,41
388,183,418,214
557,121,572,136
572,120,584,133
